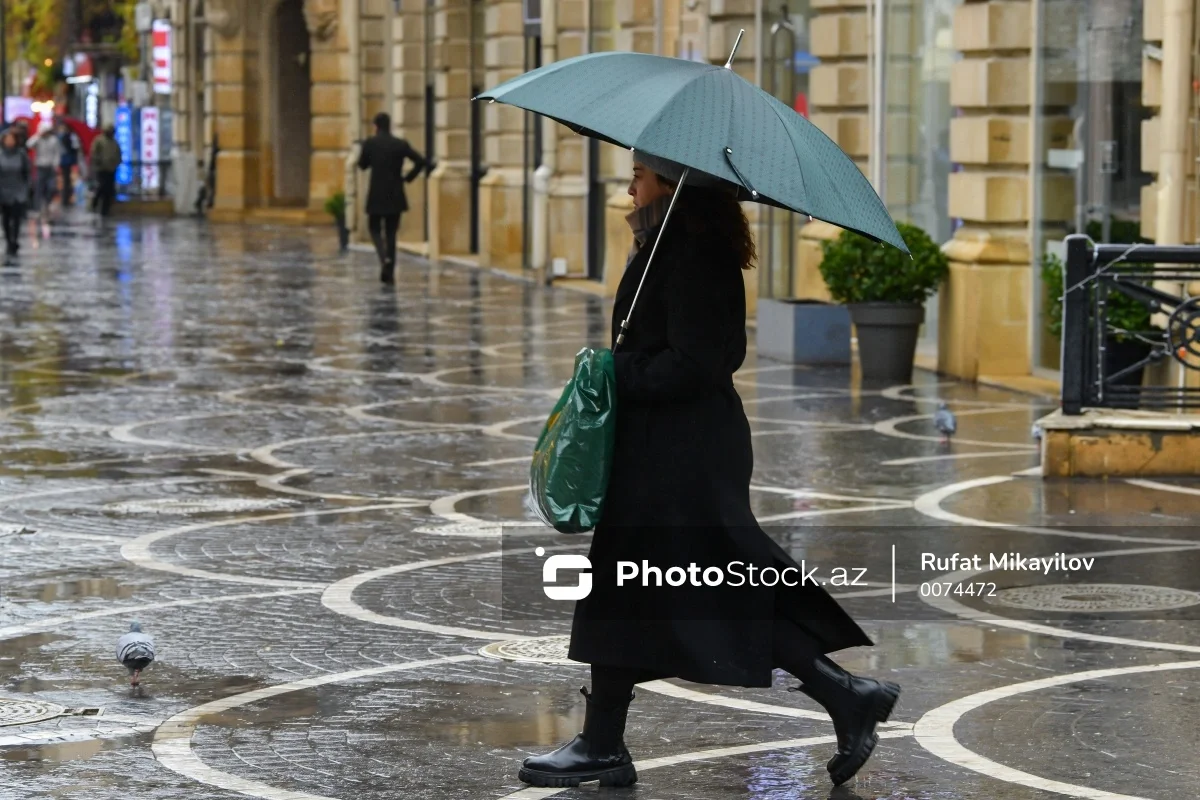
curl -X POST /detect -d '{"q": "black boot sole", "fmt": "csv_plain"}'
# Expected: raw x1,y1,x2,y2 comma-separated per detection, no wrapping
518,762,637,788
828,681,900,786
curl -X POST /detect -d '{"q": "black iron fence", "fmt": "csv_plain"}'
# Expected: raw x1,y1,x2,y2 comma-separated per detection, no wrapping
1061,234,1200,414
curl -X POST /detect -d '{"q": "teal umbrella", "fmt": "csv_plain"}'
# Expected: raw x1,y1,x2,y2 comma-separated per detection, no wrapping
475,37,908,256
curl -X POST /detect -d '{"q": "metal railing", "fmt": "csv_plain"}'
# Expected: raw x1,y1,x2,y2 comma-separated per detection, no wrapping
1061,234,1200,414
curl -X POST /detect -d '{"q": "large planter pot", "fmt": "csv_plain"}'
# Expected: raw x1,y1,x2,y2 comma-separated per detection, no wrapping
847,302,925,383
1103,336,1152,408
756,298,851,365
334,215,349,251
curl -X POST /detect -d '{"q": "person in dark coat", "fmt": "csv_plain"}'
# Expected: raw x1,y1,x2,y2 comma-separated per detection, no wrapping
0,130,31,256
518,156,901,790
357,111,427,284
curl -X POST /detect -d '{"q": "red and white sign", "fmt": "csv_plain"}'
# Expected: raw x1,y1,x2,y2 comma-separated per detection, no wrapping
141,107,160,190
152,20,172,95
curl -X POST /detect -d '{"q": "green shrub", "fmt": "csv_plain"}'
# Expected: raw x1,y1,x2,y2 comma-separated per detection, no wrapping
324,191,346,220
818,222,949,305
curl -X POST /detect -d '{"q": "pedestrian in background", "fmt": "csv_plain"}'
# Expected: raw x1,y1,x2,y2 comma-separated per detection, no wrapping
89,125,122,218
28,125,63,219
0,131,32,255
519,157,901,790
58,121,82,207
357,112,427,284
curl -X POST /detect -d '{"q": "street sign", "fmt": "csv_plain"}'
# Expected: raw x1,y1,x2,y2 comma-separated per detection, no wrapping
152,20,172,95
135,2,153,33
115,104,134,186
141,107,160,190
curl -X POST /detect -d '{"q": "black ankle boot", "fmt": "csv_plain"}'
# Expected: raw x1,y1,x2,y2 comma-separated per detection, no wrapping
518,687,638,788
791,657,900,786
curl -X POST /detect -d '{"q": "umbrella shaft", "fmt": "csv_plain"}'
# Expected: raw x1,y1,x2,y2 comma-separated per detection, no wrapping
614,168,689,353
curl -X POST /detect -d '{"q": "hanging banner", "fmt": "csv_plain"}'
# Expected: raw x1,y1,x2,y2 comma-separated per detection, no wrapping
115,104,134,186
141,107,160,190
152,20,172,95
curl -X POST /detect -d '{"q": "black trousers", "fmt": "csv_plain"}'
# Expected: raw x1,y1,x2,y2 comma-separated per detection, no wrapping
92,171,116,216
1,202,25,250
369,213,401,267
589,616,826,708
61,165,74,204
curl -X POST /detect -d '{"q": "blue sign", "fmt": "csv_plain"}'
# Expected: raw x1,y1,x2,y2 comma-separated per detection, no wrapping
115,104,134,186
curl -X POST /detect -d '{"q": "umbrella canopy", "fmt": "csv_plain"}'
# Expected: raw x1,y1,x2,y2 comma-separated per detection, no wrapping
477,50,908,254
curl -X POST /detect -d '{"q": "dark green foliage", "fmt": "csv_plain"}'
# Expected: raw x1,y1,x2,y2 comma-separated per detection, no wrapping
324,192,346,220
818,223,949,305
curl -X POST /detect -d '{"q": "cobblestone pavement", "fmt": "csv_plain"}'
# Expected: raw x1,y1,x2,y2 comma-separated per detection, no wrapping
2,213,1200,800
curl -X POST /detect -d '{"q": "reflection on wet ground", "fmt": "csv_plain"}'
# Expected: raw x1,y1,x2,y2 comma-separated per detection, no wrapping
2,214,1199,799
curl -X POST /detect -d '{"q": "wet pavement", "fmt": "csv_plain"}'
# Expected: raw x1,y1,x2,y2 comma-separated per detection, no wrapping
2,211,1200,799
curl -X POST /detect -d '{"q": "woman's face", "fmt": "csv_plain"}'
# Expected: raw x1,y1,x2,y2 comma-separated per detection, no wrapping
628,162,673,209
1,133,14,149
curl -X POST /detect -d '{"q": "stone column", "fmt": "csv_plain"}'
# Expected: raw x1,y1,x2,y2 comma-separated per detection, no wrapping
796,0,870,303
209,2,261,217
305,0,355,212
427,0,472,261
546,0,589,274
937,0,1073,380
394,0,429,246
1140,0,1197,242
478,0,526,272
169,1,198,215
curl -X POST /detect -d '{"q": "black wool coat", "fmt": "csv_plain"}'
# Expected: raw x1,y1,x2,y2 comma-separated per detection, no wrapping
357,133,427,216
567,220,872,688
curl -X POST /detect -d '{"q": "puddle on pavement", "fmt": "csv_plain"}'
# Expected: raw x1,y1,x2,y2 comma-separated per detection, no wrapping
1,730,152,764
22,577,136,602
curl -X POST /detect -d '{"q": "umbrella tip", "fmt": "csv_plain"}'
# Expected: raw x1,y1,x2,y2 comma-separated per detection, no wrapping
723,29,746,69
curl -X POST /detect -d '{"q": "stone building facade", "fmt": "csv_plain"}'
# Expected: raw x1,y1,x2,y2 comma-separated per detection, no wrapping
169,0,1198,384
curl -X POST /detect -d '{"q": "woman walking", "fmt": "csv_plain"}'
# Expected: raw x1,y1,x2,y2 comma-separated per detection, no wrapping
518,156,900,790
0,131,31,256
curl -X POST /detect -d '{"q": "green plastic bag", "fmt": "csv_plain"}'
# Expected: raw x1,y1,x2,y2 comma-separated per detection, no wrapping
529,347,617,533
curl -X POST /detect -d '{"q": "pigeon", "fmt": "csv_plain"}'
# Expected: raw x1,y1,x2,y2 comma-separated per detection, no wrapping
933,402,957,442
116,621,155,686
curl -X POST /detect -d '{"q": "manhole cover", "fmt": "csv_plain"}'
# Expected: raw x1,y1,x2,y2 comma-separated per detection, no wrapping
103,498,295,515
985,584,1200,613
478,635,577,665
0,698,69,727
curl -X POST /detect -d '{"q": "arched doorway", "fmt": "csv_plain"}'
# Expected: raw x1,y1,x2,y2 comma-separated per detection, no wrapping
270,0,311,204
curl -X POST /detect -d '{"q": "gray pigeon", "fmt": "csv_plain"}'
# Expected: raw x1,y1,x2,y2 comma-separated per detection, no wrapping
934,402,957,442
116,621,155,686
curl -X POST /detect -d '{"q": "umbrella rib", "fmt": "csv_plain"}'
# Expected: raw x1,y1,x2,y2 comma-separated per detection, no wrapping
763,98,809,213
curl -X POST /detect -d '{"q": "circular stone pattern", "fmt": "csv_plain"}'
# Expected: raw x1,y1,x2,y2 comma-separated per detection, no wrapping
478,635,576,665
103,498,295,515
985,583,1200,613
0,698,69,727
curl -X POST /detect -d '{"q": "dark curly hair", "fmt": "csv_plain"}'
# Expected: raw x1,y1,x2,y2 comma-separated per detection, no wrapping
654,174,757,271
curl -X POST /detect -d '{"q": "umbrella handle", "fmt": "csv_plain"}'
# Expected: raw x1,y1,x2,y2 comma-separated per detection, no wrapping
614,168,689,352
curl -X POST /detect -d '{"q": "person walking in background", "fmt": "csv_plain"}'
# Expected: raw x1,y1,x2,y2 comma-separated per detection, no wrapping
58,121,82,207
357,112,427,284
28,125,63,220
0,131,32,255
89,125,122,218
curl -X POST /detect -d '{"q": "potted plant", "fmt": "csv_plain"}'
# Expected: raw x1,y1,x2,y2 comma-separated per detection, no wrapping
1041,252,1156,402
818,222,949,382
324,191,349,251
